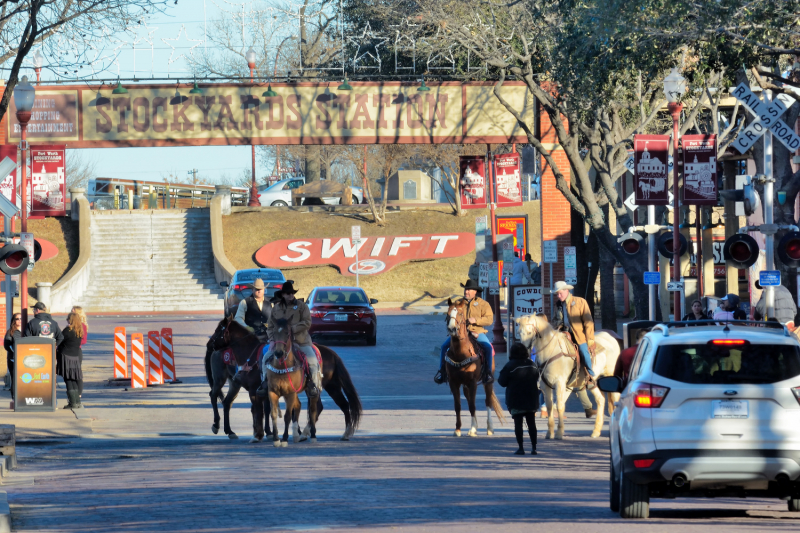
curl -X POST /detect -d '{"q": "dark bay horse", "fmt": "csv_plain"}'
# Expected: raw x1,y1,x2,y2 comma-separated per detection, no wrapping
265,318,316,447
221,318,363,441
445,298,504,436
205,317,276,442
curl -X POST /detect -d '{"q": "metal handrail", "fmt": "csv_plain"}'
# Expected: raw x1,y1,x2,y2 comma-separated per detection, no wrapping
653,320,788,337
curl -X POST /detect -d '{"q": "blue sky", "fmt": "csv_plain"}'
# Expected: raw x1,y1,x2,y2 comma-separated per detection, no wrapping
38,0,265,185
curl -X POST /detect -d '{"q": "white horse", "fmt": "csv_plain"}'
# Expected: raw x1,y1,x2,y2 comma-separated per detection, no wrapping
515,313,620,439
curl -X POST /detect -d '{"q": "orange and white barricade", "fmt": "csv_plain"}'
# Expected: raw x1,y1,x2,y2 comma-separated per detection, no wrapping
114,327,128,379
130,333,147,389
148,331,163,385
160,328,179,383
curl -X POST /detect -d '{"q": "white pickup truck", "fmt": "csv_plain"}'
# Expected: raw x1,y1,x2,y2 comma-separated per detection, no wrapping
256,177,364,207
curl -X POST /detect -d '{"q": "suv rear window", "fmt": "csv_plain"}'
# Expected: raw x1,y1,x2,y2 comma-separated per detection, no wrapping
235,270,284,283
314,289,367,304
653,343,800,384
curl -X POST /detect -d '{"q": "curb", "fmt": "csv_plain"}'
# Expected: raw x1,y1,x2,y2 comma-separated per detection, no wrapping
0,491,10,533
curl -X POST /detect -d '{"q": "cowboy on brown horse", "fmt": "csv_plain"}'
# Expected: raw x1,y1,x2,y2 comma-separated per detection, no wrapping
256,280,320,398
434,278,495,385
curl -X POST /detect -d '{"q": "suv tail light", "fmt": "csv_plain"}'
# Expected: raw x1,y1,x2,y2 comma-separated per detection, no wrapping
233,284,249,291
633,383,670,408
792,386,800,406
633,459,655,468
310,311,326,318
354,311,370,319
711,339,747,346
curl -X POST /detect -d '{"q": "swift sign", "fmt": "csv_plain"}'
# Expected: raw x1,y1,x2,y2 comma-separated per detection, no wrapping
731,83,800,153
254,233,475,276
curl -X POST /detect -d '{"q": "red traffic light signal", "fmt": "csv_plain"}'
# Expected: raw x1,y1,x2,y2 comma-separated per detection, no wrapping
0,243,30,275
778,231,800,268
657,232,688,259
723,233,759,269
617,232,645,255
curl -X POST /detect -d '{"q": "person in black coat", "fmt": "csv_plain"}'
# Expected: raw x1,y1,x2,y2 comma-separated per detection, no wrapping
24,302,64,345
4,313,21,397
498,342,540,455
58,312,84,409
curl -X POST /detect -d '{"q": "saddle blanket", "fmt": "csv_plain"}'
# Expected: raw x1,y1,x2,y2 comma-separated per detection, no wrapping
224,343,322,368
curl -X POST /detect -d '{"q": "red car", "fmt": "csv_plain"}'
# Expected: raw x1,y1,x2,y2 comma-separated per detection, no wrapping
307,287,378,345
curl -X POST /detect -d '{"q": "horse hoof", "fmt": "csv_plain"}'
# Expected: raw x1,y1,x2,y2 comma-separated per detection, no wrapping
590,431,601,438
211,425,219,435
228,433,238,440
273,440,281,448
454,430,461,437
281,441,288,448
298,435,308,442
248,437,261,444
555,434,564,440
468,429,478,437
545,434,553,440
310,438,317,443
487,430,494,436
340,435,350,441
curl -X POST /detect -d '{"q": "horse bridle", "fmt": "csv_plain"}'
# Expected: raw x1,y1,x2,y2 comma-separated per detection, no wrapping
448,303,478,358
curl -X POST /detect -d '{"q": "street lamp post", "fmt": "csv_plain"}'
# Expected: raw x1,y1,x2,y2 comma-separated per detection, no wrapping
246,47,260,207
486,146,506,353
14,76,35,329
664,68,686,320
33,51,43,84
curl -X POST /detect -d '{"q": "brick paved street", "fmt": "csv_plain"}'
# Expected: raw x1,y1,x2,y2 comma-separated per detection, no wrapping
2,311,798,531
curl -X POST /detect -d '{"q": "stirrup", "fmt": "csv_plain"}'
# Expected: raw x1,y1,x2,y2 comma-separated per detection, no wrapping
255,380,269,397
483,373,495,385
306,381,320,397
434,369,446,384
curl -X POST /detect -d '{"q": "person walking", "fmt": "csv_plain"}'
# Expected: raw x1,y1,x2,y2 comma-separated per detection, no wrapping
58,313,84,409
509,252,532,286
551,281,597,379
4,313,21,397
753,281,797,325
524,253,541,286
498,342,540,455
713,294,747,322
682,300,709,322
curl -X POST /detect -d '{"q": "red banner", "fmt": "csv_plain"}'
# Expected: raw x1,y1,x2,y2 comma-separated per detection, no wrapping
634,135,670,205
255,233,475,276
459,156,487,209
29,145,66,217
682,134,717,205
494,152,523,207
0,144,17,208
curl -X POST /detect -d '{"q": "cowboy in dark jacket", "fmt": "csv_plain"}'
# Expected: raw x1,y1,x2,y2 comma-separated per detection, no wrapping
498,342,540,455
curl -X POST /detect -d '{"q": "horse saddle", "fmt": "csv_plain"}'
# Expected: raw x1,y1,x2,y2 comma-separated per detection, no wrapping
446,337,492,367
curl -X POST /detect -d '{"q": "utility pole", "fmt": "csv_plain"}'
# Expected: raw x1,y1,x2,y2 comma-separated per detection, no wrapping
187,169,198,184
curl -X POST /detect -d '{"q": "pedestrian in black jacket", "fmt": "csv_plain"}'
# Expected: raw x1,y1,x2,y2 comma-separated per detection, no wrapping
498,342,540,455
58,312,84,409
4,313,21,396
24,302,64,345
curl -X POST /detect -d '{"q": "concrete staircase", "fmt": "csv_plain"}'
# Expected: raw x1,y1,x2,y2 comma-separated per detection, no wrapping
76,210,225,312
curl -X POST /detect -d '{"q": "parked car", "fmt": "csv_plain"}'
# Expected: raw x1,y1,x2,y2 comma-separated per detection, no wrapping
307,286,378,345
220,268,285,317
257,178,363,207
600,321,800,519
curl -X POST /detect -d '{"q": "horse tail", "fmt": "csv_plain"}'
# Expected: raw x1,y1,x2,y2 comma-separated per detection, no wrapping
332,351,363,430
204,341,214,389
487,387,505,424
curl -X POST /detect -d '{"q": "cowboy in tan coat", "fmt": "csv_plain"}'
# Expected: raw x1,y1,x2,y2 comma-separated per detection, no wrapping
257,280,320,397
551,280,596,377
434,278,495,384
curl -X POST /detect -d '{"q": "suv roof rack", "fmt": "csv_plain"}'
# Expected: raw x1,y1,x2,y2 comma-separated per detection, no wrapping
651,320,789,337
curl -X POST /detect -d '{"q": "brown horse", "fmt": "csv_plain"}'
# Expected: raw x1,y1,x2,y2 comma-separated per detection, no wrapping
265,318,318,447
205,316,276,441
444,298,504,436
221,319,363,441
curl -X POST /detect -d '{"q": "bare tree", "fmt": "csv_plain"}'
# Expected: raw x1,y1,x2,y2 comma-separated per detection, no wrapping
65,150,96,189
0,0,168,124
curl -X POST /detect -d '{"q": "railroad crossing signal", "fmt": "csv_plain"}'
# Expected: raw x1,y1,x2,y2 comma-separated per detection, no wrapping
731,83,800,153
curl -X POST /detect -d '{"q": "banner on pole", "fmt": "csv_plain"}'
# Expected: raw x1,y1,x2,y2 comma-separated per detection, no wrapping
29,145,66,217
459,156,487,209
634,135,670,206
0,145,17,207
682,135,717,205
494,152,523,207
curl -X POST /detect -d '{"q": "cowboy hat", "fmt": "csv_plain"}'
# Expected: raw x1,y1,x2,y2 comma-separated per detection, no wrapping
460,279,483,292
250,278,265,290
553,281,574,292
275,279,299,295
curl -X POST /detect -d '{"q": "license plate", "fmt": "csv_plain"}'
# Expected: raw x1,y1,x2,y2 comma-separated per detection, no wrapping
334,314,348,322
712,400,749,419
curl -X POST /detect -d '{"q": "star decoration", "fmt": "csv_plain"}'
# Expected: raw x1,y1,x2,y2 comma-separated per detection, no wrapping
348,23,388,71
161,25,204,74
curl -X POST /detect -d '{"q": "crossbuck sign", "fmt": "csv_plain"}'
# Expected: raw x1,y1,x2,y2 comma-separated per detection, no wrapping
731,82,800,153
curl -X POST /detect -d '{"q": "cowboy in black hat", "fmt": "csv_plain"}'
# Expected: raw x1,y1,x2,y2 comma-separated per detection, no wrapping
257,280,320,397
434,278,495,384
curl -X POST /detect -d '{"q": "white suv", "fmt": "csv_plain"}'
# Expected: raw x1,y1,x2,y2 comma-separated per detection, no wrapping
600,321,800,519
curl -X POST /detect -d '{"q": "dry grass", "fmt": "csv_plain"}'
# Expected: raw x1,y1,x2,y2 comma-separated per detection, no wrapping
222,203,540,304
14,216,79,286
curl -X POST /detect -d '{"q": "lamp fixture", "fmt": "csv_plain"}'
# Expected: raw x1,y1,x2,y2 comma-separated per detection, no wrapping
337,78,353,91
263,85,278,97
189,80,203,94
417,79,431,92
112,78,128,94
662,67,686,103
13,76,35,114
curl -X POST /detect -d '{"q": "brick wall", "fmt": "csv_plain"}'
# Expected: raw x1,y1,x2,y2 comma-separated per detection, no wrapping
538,104,572,313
